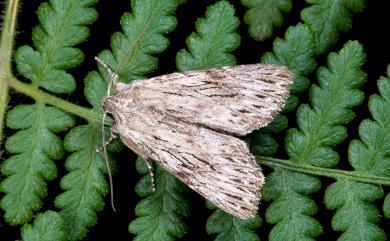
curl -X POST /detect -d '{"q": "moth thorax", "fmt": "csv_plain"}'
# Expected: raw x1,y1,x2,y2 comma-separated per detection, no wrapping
102,96,118,114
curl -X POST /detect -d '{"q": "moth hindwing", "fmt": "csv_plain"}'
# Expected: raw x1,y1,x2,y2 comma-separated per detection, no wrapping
102,64,293,219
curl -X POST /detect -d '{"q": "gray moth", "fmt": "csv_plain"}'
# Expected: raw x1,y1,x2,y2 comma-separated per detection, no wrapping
99,59,293,219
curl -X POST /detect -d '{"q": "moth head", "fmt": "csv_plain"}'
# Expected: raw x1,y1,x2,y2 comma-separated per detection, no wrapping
102,96,116,114
102,96,123,126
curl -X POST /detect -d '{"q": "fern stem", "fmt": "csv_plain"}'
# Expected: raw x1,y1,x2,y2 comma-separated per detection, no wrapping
0,75,9,146
0,80,8,146
8,76,108,125
0,0,20,146
257,156,390,186
0,0,18,69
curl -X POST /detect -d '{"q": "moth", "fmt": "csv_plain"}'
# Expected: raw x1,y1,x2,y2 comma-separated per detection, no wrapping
98,57,293,219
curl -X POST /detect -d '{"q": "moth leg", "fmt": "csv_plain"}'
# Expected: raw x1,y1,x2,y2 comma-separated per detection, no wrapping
143,157,156,192
107,126,118,144
96,126,118,152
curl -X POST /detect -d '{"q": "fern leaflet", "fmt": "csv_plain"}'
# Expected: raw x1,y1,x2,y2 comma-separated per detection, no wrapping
129,157,190,241
301,0,365,54
324,64,390,240
263,41,366,241
21,211,66,241
241,0,292,41
55,0,181,240
1,0,96,225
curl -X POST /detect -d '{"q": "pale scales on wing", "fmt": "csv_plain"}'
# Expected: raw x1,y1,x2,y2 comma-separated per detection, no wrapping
109,64,292,135
102,63,293,219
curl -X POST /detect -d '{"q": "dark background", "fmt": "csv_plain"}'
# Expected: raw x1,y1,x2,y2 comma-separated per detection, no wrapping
1,0,390,240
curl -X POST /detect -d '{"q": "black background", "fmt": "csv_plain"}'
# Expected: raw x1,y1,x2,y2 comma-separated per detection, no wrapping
1,0,390,240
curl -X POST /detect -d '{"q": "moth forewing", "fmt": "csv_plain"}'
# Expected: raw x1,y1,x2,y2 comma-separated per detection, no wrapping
102,64,293,219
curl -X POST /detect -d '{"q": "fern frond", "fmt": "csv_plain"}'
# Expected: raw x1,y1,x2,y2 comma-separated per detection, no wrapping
206,208,261,241
384,71,390,215
0,0,97,225
128,157,190,241
287,41,365,166
21,211,65,241
325,181,385,240
301,0,365,55
98,0,179,82
1,104,74,225
16,0,98,93
176,1,240,71
263,41,366,241
251,24,316,156
263,171,322,239
55,122,109,241
53,0,180,240
241,0,292,42
324,64,390,240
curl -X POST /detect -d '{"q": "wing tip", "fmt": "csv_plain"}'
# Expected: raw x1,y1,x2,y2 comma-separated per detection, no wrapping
223,159,265,219
238,65,294,135
244,161,265,219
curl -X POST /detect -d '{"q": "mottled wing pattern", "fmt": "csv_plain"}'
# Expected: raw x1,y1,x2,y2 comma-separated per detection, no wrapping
114,110,264,219
115,64,292,135
103,64,292,218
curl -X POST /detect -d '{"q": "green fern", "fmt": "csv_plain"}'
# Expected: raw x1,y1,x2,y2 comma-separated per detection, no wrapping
1,0,96,226
55,0,180,240
176,1,240,71
1,0,390,241
55,122,109,240
262,41,366,240
21,211,66,241
301,0,365,55
206,208,261,241
128,157,190,241
380,67,390,219
241,0,292,42
98,0,179,82
323,64,390,240
2,104,74,224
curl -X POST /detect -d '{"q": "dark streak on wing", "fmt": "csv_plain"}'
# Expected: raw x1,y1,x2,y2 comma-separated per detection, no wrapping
116,111,264,219
109,63,291,218
127,64,293,136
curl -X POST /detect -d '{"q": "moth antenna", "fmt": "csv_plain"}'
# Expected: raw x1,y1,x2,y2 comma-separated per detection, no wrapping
114,37,139,76
95,56,119,95
95,56,118,212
